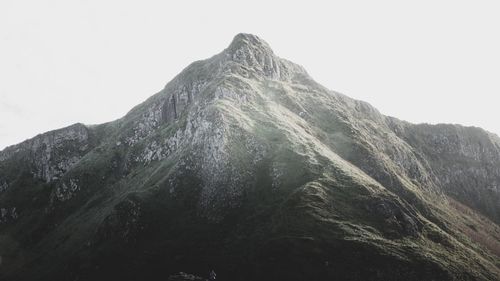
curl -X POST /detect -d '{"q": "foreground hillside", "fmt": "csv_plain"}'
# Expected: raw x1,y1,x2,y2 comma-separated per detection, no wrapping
0,34,499,281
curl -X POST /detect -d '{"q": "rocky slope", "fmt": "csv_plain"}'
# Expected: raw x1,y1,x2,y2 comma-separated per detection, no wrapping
387,120,500,223
0,33,499,281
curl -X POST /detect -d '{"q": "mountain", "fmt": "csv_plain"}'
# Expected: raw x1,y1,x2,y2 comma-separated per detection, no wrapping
0,33,499,281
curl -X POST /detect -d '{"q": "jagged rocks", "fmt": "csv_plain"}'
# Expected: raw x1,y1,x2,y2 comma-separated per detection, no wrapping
388,122,500,224
224,33,307,81
0,207,18,224
54,178,79,202
0,181,7,193
30,124,90,182
0,123,91,183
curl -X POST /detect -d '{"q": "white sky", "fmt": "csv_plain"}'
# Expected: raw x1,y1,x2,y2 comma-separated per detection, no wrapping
1,0,499,150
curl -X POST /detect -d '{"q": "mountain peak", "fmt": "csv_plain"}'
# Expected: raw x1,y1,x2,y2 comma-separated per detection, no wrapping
221,33,307,80
226,33,274,55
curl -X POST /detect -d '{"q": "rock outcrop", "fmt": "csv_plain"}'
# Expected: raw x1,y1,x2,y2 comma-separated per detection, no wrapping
387,120,500,223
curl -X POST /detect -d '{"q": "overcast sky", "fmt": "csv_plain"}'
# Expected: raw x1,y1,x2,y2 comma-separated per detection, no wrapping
1,1,499,149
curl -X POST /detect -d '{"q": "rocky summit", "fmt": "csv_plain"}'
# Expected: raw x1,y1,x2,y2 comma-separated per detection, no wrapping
0,33,499,281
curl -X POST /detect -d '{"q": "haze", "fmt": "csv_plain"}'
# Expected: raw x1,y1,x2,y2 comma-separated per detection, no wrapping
1,0,499,150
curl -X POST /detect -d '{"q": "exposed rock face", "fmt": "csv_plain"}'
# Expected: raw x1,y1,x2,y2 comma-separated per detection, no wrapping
0,123,91,182
224,33,308,80
387,120,500,223
0,207,17,224
54,178,80,202
0,34,499,281
0,180,7,192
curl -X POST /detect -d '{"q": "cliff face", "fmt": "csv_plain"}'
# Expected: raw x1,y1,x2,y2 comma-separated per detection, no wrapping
387,120,500,223
0,123,91,182
0,34,499,281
